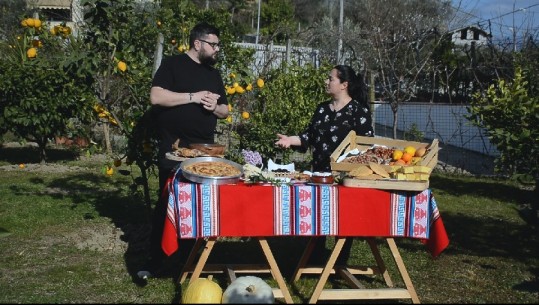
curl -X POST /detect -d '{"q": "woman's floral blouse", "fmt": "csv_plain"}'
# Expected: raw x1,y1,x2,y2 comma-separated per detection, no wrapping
298,99,374,172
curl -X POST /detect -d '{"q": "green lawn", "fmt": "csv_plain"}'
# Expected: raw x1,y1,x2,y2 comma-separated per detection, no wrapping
0,146,537,303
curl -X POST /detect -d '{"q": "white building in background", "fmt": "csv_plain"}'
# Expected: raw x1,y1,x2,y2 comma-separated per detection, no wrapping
448,25,491,48
26,0,83,35
235,42,320,73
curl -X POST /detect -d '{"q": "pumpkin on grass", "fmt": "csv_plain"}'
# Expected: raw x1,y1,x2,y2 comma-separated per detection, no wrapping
221,276,274,304
181,277,223,304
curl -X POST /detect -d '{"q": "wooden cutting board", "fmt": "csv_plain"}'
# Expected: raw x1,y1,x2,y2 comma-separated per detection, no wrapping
343,177,429,191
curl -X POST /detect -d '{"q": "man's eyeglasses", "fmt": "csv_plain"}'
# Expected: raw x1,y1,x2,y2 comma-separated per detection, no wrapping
198,39,221,50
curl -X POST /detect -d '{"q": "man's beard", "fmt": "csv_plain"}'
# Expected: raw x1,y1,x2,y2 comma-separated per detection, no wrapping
199,49,217,66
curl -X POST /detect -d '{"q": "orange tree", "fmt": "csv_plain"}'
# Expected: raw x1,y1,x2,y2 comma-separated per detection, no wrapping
0,17,95,163
78,0,163,206
467,63,539,189
78,0,255,207
224,62,330,169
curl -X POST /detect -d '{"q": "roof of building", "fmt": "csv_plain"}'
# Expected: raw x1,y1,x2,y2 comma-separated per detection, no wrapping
448,25,491,38
33,0,72,9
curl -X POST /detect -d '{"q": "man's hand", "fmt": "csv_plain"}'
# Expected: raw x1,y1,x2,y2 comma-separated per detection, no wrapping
198,91,220,111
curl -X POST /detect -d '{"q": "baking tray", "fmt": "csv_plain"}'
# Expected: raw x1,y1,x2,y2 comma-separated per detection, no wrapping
180,156,243,185
165,152,189,162
166,152,224,161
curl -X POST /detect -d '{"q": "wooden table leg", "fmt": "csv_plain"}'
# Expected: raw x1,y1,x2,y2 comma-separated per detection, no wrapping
179,238,206,284
307,237,346,304
385,238,420,304
366,238,394,287
178,237,294,304
258,238,294,304
296,238,419,304
188,238,216,282
291,237,316,282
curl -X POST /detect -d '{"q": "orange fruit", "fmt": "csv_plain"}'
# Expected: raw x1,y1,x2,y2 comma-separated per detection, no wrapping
235,86,245,94
256,78,265,88
19,164,25,169
242,111,250,119
401,152,413,163
33,19,42,28
227,104,232,111
233,82,239,88
226,87,235,95
226,116,232,123
25,18,35,27
392,149,403,161
26,47,37,58
117,61,127,72
106,166,114,176
246,83,253,91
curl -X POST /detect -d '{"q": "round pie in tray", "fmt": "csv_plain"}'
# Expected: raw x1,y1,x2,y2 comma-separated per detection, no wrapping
180,157,243,185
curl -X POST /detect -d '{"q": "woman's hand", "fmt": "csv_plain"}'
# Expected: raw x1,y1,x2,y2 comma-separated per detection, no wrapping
275,133,291,148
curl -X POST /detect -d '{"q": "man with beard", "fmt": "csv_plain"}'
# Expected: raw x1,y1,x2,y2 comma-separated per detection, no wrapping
138,22,228,279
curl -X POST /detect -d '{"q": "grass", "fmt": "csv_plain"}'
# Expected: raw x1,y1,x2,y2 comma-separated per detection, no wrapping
0,146,537,303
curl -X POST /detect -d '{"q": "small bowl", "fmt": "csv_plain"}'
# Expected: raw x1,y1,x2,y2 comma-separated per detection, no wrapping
189,143,226,156
310,172,335,184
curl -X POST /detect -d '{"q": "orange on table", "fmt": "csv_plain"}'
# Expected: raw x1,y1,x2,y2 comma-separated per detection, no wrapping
401,152,413,163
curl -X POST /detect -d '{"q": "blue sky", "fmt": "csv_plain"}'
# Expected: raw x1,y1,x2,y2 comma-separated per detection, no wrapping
451,0,538,42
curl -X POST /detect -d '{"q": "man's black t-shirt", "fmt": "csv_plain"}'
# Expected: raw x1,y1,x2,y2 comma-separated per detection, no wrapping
151,53,227,169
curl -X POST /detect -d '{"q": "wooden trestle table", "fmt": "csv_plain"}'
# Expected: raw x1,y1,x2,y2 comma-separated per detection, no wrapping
161,169,449,304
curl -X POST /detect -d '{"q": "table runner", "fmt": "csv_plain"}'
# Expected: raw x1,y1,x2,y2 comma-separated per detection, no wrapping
162,168,449,258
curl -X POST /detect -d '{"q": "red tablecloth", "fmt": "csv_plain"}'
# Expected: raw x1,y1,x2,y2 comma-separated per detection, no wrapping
162,169,449,258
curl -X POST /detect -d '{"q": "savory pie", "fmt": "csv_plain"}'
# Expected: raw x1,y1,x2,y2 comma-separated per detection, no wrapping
184,161,241,177
172,147,206,158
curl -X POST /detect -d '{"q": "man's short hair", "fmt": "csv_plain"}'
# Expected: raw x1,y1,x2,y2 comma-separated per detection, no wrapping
189,22,220,48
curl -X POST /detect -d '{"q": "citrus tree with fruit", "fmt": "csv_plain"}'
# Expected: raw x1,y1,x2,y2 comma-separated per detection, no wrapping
0,17,95,163
77,0,252,206
228,62,330,168
467,64,539,188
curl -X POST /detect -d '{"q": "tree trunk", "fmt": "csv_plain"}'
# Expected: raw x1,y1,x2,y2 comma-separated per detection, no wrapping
37,136,48,164
103,123,112,154
152,33,164,78
391,101,399,139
